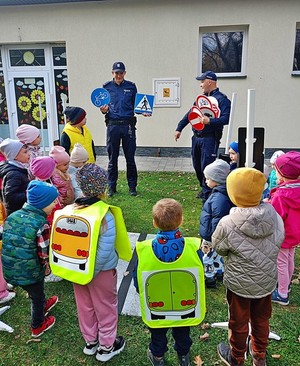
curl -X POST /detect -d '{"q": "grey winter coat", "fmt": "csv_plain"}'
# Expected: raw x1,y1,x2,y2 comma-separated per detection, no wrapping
212,203,285,298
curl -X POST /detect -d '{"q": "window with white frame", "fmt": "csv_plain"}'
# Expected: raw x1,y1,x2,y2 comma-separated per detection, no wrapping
199,26,248,77
292,25,300,74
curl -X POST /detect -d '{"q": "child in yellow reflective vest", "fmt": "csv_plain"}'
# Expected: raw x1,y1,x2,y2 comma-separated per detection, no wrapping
72,163,129,362
134,198,205,366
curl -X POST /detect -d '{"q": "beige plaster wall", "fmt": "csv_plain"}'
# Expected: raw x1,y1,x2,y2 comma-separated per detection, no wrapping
0,0,299,149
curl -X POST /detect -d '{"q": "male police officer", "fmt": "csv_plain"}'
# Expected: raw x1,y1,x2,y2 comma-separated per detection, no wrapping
100,62,138,196
175,71,231,203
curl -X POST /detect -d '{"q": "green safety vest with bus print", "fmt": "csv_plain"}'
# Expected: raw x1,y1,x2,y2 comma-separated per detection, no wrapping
136,238,206,328
50,201,132,285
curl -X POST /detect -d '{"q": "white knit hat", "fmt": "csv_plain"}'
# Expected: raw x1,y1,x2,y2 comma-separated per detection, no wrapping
270,150,285,165
70,143,89,164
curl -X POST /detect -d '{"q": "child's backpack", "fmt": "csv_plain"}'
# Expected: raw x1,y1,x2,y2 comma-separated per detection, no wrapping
50,201,132,284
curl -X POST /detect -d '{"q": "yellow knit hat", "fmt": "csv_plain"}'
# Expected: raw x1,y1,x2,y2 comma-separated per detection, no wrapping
227,167,266,207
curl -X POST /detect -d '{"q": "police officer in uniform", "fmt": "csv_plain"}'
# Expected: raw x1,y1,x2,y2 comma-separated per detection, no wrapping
175,71,231,203
100,62,138,196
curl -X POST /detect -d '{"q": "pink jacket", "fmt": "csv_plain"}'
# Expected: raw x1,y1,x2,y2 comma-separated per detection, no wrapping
50,170,75,207
269,180,300,249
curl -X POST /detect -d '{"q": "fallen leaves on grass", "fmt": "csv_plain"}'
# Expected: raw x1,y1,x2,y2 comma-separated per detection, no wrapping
26,338,41,344
201,323,210,330
271,354,281,359
298,335,300,343
199,332,210,341
193,355,204,365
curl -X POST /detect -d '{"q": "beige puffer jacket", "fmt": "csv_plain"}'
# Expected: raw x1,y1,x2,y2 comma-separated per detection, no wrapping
212,203,285,298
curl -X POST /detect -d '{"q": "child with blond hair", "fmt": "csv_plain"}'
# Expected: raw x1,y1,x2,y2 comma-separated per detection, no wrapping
68,143,89,199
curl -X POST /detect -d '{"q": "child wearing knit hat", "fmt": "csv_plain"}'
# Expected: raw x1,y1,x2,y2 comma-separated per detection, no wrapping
31,153,65,284
268,150,285,190
49,146,75,207
60,106,96,163
66,163,128,361
212,168,285,366
267,151,300,306
228,141,239,171
1,180,59,337
200,159,234,288
0,138,30,216
16,124,42,162
68,143,89,199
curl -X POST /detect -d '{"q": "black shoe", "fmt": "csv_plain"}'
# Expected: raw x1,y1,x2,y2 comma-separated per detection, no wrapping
196,191,203,199
96,336,125,362
205,277,217,289
129,189,137,196
108,187,117,197
178,353,191,366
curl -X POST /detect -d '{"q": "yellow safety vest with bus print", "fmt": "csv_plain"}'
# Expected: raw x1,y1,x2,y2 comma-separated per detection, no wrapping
50,201,132,285
136,238,206,328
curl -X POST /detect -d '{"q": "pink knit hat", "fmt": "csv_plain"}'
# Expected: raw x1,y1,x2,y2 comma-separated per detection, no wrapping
30,156,56,180
16,124,40,144
274,151,300,179
49,146,70,165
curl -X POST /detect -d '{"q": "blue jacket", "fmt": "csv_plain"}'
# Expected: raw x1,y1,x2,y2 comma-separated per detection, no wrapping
200,184,234,241
176,88,231,135
103,79,137,121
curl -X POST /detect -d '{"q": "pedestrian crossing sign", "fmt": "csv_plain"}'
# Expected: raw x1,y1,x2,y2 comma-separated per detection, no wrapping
134,93,154,115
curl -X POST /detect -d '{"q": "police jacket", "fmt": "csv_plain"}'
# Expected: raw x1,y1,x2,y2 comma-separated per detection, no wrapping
0,161,29,216
2,203,47,286
103,79,137,121
176,88,231,135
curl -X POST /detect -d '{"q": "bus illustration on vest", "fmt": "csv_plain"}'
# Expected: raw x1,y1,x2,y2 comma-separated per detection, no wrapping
145,270,197,319
51,215,92,271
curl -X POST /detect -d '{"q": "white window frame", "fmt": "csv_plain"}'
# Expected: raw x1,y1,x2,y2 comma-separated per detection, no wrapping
199,25,248,78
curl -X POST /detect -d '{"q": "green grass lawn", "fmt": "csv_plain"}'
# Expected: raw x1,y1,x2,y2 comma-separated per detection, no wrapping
0,172,299,366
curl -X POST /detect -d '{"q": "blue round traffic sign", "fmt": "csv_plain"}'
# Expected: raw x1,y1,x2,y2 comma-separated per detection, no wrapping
90,88,110,107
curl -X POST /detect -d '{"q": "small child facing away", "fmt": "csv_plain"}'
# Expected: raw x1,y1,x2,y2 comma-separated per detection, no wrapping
16,123,42,162
268,150,285,190
200,159,233,288
212,168,284,366
268,151,300,306
0,138,30,216
71,163,129,361
134,198,205,366
1,180,59,337
49,146,75,207
61,106,96,163
68,142,89,199
228,141,239,171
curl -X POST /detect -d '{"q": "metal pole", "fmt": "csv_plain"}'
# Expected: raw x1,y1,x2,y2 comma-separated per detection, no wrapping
225,92,237,154
245,89,256,168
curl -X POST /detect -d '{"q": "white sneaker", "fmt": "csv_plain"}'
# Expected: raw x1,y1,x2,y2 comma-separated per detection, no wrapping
44,273,63,283
0,291,16,304
6,283,14,291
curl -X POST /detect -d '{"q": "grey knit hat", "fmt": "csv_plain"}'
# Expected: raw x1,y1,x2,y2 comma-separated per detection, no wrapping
0,138,25,161
204,159,230,184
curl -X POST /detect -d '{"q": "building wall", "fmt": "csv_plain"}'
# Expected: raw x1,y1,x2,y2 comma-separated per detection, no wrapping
0,0,299,152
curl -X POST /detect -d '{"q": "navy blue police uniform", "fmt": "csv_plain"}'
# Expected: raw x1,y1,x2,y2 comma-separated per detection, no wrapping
176,88,231,202
103,78,138,194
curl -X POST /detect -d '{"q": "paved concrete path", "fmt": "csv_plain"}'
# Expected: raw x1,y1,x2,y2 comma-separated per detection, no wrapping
96,155,194,173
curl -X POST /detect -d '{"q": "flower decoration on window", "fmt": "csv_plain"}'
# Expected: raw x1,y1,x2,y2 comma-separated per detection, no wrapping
31,89,45,105
32,106,46,122
18,96,32,112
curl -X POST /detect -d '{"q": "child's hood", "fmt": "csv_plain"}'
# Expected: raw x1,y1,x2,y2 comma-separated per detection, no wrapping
228,203,279,239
